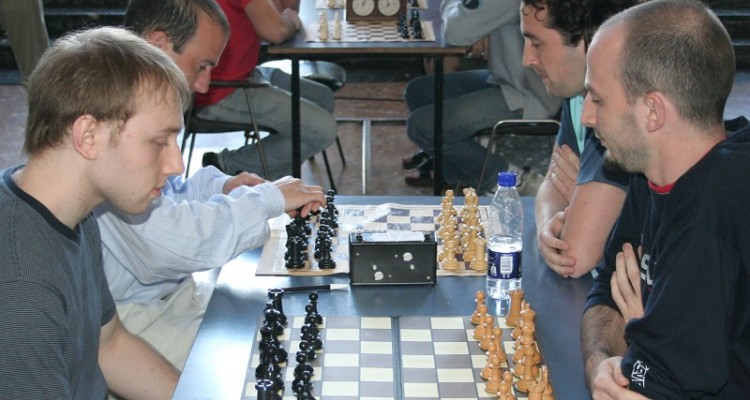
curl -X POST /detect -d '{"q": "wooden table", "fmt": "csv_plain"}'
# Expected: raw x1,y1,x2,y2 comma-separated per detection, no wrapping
266,0,466,195
173,196,594,399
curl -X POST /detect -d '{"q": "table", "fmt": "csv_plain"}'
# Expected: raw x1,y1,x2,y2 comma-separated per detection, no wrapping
266,1,467,194
173,196,594,399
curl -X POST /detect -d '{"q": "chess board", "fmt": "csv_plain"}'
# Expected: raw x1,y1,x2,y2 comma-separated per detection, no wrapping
256,204,489,277
242,316,552,399
305,19,435,43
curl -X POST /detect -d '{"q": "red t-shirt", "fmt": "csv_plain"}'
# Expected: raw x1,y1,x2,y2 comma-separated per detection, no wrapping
194,0,261,108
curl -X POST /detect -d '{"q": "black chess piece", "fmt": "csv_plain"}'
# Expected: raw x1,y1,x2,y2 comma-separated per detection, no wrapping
263,302,286,337
325,189,339,228
258,324,287,365
292,370,315,400
298,337,317,361
285,236,306,269
268,289,288,326
301,323,323,351
256,378,281,400
316,237,336,270
293,350,314,379
307,293,324,325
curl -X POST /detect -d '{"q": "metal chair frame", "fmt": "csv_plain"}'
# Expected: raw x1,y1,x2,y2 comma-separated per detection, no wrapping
182,80,271,178
476,118,561,191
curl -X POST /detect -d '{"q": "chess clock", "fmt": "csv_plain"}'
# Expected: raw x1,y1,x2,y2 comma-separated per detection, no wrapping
346,0,406,21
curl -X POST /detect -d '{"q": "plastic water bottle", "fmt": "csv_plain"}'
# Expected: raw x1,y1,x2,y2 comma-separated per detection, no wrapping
486,171,523,302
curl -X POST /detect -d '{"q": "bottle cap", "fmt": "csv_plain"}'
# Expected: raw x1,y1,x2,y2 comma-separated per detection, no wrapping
497,171,517,187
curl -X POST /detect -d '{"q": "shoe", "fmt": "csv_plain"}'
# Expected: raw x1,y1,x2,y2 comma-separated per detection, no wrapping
202,152,222,170
402,150,431,169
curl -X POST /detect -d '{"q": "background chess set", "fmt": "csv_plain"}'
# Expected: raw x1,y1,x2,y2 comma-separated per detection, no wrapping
256,204,490,277
243,315,550,399
307,0,435,42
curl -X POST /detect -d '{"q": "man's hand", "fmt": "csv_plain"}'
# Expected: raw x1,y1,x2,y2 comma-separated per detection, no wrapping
273,176,325,217
537,208,577,277
591,357,648,400
548,145,580,202
611,243,644,322
222,172,267,194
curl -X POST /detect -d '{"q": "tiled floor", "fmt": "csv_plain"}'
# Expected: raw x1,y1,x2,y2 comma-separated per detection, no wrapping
1,72,749,196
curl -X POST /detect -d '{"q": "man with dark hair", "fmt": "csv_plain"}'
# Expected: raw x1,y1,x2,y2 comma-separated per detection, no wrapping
0,26,189,399
401,0,560,193
522,0,635,279
581,0,750,397
97,0,325,370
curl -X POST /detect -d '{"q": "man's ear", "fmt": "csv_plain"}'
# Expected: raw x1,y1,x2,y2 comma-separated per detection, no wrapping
643,92,666,133
71,115,103,160
144,30,174,52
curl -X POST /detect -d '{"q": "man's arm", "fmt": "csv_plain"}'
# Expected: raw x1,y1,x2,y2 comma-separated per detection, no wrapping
581,304,628,390
246,0,300,45
440,0,518,46
559,181,626,277
98,314,179,400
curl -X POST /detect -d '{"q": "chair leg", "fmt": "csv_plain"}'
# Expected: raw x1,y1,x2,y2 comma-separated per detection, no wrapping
242,88,271,179
477,127,498,193
335,136,346,166
321,150,337,193
185,131,197,178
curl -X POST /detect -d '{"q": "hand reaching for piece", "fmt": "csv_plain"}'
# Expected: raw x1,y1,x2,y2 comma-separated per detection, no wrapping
273,176,325,218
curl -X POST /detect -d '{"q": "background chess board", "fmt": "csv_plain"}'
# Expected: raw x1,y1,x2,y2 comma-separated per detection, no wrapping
256,204,489,277
305,20,435,43
242,316,551,399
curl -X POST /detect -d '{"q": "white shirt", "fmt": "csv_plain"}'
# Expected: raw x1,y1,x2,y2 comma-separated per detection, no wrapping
96,166,285,304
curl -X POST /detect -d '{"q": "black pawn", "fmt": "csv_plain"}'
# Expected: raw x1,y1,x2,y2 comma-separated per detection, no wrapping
293,350,314,378
263,303,285,337
307,293,324,325
268,289,288,326
256,378,281,400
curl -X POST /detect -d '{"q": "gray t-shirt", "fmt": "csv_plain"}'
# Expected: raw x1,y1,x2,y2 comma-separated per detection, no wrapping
0,166,116,399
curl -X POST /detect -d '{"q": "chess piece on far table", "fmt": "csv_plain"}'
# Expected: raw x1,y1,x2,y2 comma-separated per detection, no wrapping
318,11,329,40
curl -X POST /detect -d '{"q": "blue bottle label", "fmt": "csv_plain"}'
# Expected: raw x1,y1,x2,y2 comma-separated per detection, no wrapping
487,250,522,279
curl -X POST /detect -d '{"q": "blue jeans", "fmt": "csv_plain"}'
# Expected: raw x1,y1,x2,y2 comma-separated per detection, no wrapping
405,69,522,192
196,68,338,180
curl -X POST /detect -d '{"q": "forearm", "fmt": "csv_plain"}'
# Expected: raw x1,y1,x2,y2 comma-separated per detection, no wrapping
534,177,568,234
560,182,626,277
98,183,284,283
581,305,628,390
99,318,179,400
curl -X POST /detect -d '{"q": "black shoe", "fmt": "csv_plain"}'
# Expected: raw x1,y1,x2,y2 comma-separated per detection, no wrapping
202,152,222,170
401,150,431,169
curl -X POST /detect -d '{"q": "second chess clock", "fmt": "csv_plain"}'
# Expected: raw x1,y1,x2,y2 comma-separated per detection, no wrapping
346,0,406,21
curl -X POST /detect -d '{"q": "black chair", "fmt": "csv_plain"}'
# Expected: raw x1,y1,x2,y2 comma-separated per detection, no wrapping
182,80,271,178
474,118,561,192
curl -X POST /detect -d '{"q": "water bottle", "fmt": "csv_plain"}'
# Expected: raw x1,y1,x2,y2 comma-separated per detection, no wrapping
486,171,523,302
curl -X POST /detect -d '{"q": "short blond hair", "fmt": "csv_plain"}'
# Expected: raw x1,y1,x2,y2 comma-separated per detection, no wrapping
24,26,191,154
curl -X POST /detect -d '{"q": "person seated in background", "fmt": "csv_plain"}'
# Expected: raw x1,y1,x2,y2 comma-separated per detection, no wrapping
0,26,188,399
402,0,560,193
198,0,339,179
0,0,49,83
97,0,325,371
522,0,635,278
580,0,750,397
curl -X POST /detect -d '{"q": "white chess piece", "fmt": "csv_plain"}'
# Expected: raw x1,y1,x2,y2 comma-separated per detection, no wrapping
327,0,335,8
318,11,329,40
332,10,342,40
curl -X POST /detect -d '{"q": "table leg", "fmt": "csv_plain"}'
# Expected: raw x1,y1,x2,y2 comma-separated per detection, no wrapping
433,56,444,195
292,57,301,178
361,118,372,194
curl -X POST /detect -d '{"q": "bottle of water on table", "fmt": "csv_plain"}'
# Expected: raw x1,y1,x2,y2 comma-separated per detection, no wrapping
486,171,523,309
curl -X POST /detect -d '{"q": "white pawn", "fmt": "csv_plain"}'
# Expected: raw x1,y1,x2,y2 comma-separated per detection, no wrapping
327,0,335,8
318,12,329,40
332,10,342,40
